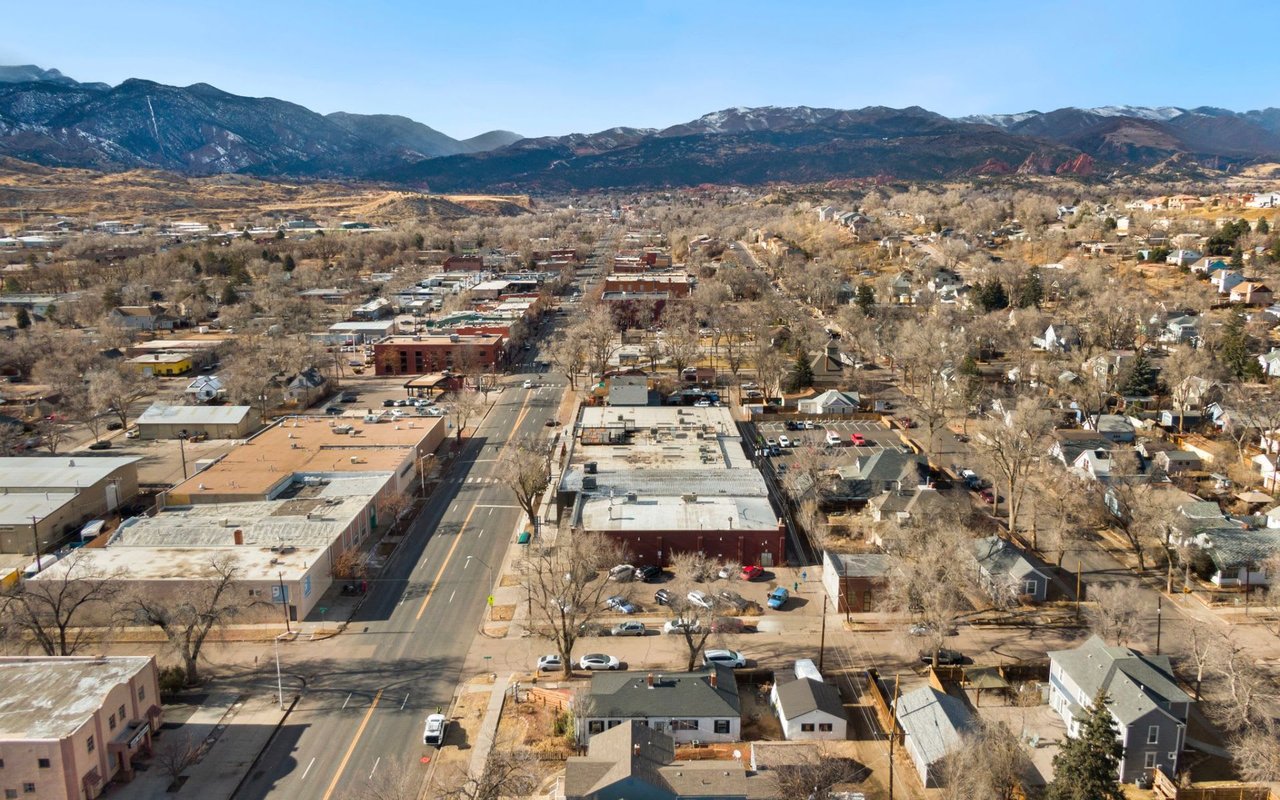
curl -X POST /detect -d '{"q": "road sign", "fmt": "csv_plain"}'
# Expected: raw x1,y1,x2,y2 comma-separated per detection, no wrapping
487,595,494,606
801,570,808,581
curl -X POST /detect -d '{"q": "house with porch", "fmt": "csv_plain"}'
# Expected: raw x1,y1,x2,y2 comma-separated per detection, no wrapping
577,667,741,745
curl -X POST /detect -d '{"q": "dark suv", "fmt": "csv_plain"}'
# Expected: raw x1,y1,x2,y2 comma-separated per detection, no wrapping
634,565,663,582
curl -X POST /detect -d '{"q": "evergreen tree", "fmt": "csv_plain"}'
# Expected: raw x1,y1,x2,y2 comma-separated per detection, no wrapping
15,307,31,329
1046,692,1124,800
855,284,875,314
1221,313,1262,381
1017,268,1043,308
1119,350,1158,396
1257,217,1270,235
283,254,296,272
220,284,240,306
974,278,1009,312
274,228,285,240
786,349,814,392
191,259,202,275
1231,246,1244,269
413,232,425,250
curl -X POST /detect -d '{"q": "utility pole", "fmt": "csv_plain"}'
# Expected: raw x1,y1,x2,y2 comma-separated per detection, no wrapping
1075,561,1082,621
1155,595,1163,656
818,593,827,672
889,673,900,800
277,572,291,634
177,431,189,480
31,516,41,572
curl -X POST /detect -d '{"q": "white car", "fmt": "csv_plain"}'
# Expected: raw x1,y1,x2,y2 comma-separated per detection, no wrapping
579,653,621,670
694,399,711,407
778,435,790,448
824,431,841,446
423,713,448,746
536,654,563,671
608,563,636,582
663,619,701,635
425,407,446,417
687,590,714,610
702,649,747,668
523,379,534,388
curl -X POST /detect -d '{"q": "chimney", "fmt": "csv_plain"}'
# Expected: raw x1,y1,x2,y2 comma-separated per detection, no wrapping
233,529,244,545
646,673,654,688
710,671,718,689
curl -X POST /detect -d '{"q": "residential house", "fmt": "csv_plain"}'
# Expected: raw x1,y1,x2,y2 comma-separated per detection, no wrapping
796,389,861,415
1048,636,1190,784
771,676,847,741
888,272,914,304
109,304,183,332
283,367,328,407
1072,447,1114,482
1181,510,1278,586
1049,430,1115,466
894,686,974,788
1212,270,1245,295
867,486,952,523
972,536,1049,603
1230,282,1274,307
1189,256,1229,275
577,668,740,744
1154,450,1202,475
807,342,850,388
1165,249,1201,266
184,375,224,404
562,721,749,800
822,551,891,613
1033,323,1081,353
1247,192,1280,209
828,450,929,511
1159,315,1200,344
928,269,964,295
1084,350,1135,384
1259,350,1280,379
1086,414,1136,443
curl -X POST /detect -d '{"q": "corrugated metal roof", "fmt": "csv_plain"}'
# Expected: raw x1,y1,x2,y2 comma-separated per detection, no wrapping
137,403,253,426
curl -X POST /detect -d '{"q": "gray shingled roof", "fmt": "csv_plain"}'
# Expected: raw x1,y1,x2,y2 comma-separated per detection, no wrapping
894,686,972,768
774,678,845,721
827,552,893,578
973,536,1045,582
587,666,741,719
563,720,749,800
1047,635,1190,726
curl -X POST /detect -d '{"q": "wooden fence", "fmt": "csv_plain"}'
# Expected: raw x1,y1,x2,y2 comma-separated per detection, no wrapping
862,669,902,744
1153,768,1274,800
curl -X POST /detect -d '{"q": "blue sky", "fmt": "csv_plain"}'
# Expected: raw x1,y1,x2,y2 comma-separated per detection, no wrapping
4,1,1276,139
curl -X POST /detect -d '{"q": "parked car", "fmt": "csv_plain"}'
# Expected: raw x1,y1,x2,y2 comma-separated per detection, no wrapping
383,399,396,407
767,587,790,609
803,420,815,430
522,379,534,389
634,565,663,582
897,416,916,428
423,713,448,746
824,431,842,447
703,649,747,668
979,488,1002,504
694,399,711,407
609,564,636,582
717,590,748,611
654,589,675,606
687,590,714,609
920,649,965,665
778,435,791,448
741,565,765,581
784,420,801,431
663,619,701,635
611,621,647,637
125,427,139,439
604,595,637,614
849,433,866,446
87,441,112,450
536,654,563,672
105,421,124,431
579,653,621,670
765,438,779,448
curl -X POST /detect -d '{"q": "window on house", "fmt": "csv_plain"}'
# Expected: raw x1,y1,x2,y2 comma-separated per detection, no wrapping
819,723,834,732
119,705,126,722
714,720,730,734
86,736,94,753
801,723,815,732
1168,752,1177,762
671,720,699,731
606,720,621,729
138,686,146,701
22,785,34,795
108,714,116,731
1023,580,1038,595
1147,726,1159,745
36,760,49,769
588,721,604,734
1144,752,1157,769
6,789,17,799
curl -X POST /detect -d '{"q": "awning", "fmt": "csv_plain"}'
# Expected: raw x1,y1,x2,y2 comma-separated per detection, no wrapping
963,666,1010,691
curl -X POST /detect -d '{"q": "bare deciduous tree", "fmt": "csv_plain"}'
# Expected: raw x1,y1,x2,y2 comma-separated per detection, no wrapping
1229,723,1280,783
0,550,121,655
885,522,977,666
941,718,1026,800
498,435,553,530
1086,582,1146,646
87,365,155,430
518,531,627,678
440,748,539,800
973,397,1054,536
664,551,726,671
772,747,869,800
127,555,255,685
443,389,486,441
546,332,586,390
154,733,202,789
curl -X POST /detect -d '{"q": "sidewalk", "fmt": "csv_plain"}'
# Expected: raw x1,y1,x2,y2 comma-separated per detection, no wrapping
466,674,512,782
110,692,293,800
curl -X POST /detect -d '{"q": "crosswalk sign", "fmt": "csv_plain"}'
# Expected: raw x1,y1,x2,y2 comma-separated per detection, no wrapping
487,595,494,606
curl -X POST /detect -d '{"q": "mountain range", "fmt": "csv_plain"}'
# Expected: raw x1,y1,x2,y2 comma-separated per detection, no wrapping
2,65,1279,190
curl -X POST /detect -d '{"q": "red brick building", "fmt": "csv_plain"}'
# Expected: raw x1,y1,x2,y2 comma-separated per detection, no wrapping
442,256,485,271
373,334,505,376
603,274,692,298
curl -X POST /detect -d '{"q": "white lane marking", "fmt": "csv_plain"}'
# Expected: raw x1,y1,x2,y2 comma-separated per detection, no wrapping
451,503,459,513
477,529,484,538
301,757,316,780
448,590,456,604
369,757,381,781
342,693,352,710
487,508,493,516
401,693,410,711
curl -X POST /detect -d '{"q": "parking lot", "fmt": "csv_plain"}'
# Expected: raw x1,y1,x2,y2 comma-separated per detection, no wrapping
752,418,907,462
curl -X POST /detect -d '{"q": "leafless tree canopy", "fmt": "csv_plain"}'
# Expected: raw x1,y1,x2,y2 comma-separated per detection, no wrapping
973,397,1054,534
497,435,554,529
439,747,539,800
0,550,121,655
884,521,977,665
772,748,870,800
1085,582,1147,647
517,531,627,677
940,718,1027,800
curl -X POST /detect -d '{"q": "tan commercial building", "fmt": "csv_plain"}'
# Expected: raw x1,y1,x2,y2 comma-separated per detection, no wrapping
0,656,161,799
0,457,139,555
134,403,260,440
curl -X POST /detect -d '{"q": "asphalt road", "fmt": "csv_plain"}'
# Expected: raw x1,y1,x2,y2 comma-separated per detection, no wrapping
236,363,566,800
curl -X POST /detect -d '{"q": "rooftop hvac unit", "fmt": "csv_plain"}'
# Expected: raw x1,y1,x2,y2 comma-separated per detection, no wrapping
681,493,698,503
582,476,597,490
626,492,638,503
584,462,597,474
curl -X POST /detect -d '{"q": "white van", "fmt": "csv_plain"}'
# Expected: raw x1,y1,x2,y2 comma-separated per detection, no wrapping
824,431,842,447
794,658,823,682
79,519,106,542
423,713,447,747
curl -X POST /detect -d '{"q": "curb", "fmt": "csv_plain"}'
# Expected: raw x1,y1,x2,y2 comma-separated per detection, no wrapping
227,693,300,800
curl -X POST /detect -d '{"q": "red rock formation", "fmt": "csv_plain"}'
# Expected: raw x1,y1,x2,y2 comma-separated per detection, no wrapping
968,158,1014,175
1055,153,1095,175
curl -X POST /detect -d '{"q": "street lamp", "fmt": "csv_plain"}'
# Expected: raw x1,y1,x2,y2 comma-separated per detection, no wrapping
465,555,495,598
176,431,189,480
273,632,290,710
418,452,434,496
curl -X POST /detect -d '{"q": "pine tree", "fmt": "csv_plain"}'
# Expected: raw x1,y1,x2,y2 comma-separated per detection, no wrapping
855,284,875,314
786,349,815,392
1231,247,1244,269
15,307,31,329
1046,692,1124,800
283,254,296,272
974,278,1009,312
1119,350,1158,397
1257,217,1270,235
1018,268,1043,308
220,284,240,306
1221,313,1261,380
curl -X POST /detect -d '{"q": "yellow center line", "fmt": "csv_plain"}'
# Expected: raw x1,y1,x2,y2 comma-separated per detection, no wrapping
320,688,382,800
319,392,537,795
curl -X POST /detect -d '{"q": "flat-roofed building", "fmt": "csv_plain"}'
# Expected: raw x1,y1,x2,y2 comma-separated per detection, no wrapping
372,333,505,376
125,352,193,377
0,655,161,799
0,456,139,554
558,406,785,567
166,415,445,503
134,403,260,440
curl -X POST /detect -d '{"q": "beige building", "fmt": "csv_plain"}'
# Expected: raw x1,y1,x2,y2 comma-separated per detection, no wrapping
0,457,139,555
0,656,161,799
134,404,260,440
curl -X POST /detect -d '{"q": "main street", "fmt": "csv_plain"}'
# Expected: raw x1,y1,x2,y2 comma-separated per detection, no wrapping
237,358,566,800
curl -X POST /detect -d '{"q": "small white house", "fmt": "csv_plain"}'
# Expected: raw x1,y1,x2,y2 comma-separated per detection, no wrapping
184,375,224,404
796,389,860,416
771,676,847,741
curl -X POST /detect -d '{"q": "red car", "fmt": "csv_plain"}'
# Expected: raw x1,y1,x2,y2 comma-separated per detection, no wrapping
850,433,866,446
741,565,764,581
897,416,915,429
979,489,1002,504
